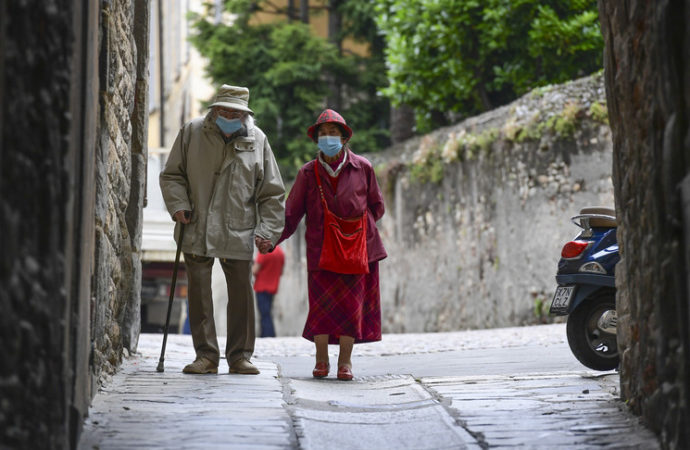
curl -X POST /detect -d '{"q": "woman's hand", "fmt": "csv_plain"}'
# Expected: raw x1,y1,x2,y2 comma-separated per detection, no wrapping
255,236,273,254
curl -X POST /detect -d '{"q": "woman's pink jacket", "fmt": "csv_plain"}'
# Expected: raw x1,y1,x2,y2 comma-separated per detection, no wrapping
276,149,387,271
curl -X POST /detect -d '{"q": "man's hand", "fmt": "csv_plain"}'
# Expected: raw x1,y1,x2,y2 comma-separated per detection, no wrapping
173,210,191,224
254,236,273,254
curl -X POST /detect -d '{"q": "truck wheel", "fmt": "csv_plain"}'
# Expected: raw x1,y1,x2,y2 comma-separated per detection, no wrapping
566,293,619,371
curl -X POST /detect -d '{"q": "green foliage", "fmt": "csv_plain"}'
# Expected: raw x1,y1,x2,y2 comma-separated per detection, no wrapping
409,136,444,184
516,113,545,142
375,0,603,132
406,128,501,184
410,156,444,184
529,85,554,99
476,128,500,154
534,296,547,320
438,128,501,164
190,0,390,177
377,160,406,200
408,128,501,184
191,20,336,177
337,1,385,52
545,101,582,138
589,101,609,124
502,101,586,144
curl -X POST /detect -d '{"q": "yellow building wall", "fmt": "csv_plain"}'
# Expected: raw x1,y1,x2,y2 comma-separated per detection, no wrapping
249,0,369,56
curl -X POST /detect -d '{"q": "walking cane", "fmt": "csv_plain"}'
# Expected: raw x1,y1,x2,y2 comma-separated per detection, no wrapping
156,213,188,373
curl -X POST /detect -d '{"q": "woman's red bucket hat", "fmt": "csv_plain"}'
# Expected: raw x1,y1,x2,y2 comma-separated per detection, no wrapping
306,109,353,142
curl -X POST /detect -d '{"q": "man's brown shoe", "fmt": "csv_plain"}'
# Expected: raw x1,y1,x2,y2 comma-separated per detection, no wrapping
182,357,218,374
229,358,260,375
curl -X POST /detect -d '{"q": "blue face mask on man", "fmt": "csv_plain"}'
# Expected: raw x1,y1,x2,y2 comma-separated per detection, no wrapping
318,136,343,157
216,116,242,135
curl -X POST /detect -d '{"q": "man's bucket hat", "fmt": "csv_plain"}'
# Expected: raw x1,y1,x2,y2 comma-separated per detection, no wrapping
306,109,353,142
208,84,254,115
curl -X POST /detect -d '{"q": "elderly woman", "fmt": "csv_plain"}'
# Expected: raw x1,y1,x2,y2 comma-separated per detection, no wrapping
276,109,387,380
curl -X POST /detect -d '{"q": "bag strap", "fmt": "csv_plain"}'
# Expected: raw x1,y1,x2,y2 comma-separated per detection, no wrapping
313,162,330,212
314,161,367,221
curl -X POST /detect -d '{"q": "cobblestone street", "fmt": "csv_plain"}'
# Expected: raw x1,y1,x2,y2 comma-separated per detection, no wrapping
79,324,660,449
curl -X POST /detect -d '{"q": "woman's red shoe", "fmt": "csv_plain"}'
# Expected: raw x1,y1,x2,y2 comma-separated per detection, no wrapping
337,365,353,381
312,361,330,378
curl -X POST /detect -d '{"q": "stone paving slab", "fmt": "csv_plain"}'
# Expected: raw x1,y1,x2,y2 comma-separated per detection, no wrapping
79,335,296,449
287,375,479,450
290,374,430,406
422,372,661,449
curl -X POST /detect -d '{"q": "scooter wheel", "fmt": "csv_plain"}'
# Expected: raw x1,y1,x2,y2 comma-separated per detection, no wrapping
566,292,619,371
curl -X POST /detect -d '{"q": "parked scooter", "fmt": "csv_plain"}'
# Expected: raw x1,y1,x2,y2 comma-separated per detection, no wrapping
550,206,619,371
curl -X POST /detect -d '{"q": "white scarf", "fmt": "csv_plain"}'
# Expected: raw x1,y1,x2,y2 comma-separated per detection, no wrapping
318,149,348,177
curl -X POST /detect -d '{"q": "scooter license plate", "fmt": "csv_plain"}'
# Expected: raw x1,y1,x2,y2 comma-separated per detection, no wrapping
550,286,575,314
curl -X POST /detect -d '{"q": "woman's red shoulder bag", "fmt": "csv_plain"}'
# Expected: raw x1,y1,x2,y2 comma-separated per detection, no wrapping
314,163,369,274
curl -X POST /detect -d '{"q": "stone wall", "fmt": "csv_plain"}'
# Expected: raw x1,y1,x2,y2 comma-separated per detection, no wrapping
0,0,148,447
91,0,149,385
599,1,690,448
0,2,78,447
274,73,615,336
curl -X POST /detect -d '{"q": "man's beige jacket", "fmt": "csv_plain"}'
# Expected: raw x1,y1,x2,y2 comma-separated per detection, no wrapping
160,113,285,260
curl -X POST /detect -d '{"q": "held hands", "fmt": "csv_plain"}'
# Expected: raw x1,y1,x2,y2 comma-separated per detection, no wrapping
173,210,192,224
255,236,273,254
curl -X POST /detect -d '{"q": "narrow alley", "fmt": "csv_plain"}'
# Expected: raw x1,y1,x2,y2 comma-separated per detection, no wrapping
79,324,660,449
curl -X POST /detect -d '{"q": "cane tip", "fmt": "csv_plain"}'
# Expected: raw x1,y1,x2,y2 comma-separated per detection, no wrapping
156,362,164,372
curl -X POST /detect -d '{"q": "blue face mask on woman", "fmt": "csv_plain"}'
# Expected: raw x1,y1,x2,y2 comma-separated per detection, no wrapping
318,136,343,157
216,116,242,135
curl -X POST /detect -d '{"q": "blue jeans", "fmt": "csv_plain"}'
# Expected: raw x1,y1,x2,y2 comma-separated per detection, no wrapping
256,292,276,337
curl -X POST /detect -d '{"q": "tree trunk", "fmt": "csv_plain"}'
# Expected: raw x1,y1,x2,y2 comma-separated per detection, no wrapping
287,0,295,22
326,0,342,110
300,0,309,24
390,104,415,144
327,0,341,48
476,81,492,111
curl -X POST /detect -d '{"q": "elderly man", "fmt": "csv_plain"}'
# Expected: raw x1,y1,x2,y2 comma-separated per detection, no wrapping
160,85,285,375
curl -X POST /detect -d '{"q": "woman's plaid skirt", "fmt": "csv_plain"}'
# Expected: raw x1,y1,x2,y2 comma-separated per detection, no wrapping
302,262,382,345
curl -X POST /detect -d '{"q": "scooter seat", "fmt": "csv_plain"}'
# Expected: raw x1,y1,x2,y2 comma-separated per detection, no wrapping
578,206,617,228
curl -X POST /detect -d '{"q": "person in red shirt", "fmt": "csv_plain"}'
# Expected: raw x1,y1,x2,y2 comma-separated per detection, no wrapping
252,245,285,337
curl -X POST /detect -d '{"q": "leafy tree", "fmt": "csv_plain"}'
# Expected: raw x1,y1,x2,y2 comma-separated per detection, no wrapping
375,0,603,132
190,0,390,177
332,0,391,152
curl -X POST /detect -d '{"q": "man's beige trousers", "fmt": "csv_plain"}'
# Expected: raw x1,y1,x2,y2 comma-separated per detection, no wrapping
184,253,255,366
